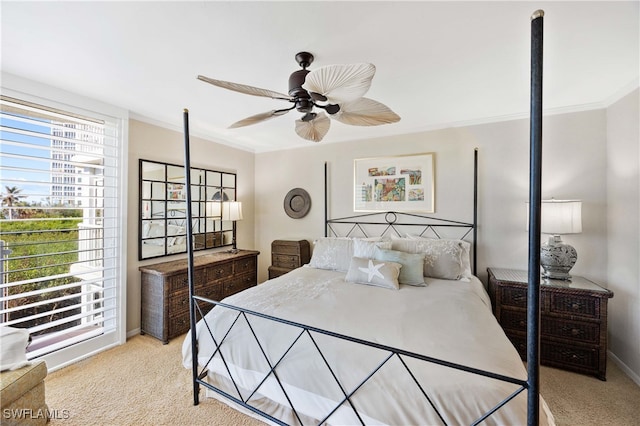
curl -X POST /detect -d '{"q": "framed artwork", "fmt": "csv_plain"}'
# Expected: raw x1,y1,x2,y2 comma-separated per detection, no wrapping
167,183,185,200
354,153,435,213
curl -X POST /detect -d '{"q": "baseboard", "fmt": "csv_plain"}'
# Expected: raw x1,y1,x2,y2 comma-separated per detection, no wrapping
126,328,141,339
609,351,640,386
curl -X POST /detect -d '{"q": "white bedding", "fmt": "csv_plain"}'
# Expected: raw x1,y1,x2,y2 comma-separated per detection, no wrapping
182,266,555,425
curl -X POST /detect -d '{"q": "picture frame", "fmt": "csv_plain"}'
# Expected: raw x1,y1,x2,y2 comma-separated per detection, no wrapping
354,153,435,213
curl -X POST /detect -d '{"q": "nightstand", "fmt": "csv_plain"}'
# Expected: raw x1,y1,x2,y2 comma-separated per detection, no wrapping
268,239,310,279
487,267,614,380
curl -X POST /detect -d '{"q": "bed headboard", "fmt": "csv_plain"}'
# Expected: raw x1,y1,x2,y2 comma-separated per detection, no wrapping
325,211,476,275
324,149,478,275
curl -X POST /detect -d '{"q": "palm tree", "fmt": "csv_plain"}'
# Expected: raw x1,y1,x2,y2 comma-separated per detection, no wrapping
2,186,25,220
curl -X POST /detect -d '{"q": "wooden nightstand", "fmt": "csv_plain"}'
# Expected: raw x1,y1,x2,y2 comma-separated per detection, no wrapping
487,267,614,380
139,250,259,344
268,239,310,279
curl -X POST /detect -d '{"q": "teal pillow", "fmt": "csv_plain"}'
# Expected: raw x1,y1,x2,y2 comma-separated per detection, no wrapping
373,247,426,286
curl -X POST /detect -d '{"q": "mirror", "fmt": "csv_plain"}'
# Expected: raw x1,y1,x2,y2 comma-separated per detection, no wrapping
139,159,237,260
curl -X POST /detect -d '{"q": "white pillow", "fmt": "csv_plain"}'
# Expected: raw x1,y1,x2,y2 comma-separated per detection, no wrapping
308,237,354,272
391,237,466,280
352,238,392,258
405,235,473,281
345,257,401,290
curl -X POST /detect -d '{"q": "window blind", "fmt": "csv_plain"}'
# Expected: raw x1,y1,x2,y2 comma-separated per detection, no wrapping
0,94,124,361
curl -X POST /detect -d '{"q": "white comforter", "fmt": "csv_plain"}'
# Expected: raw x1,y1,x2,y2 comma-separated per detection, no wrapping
182,266,555,426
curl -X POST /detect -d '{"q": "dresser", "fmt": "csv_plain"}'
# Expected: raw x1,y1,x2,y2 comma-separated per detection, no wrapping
487,267,613,380
139,250,259,344
268,239,311,279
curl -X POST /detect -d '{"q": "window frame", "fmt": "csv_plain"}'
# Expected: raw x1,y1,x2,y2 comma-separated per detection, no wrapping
1,72,129,371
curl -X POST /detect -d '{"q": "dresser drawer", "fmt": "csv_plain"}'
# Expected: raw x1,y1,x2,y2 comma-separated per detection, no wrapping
272,254,300,269
169,289,191,314
168,270,205,293
206,262,233,282
499,286,528,308
169,312,190,337
234,257,256,275
542,317,600,344
224,273,256,296
548,293,600,319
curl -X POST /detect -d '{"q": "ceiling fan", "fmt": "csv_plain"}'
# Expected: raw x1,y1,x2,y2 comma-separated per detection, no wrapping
197,52,400,142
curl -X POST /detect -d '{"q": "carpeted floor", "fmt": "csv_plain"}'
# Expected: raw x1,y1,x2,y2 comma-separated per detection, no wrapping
44,333,640,425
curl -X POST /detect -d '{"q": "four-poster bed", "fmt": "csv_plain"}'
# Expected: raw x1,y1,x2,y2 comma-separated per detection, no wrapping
179,10,549,426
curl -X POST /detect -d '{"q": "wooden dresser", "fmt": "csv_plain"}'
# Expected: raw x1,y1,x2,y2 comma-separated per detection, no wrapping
139,249,259,344
268,239,310,279
487,267,614,380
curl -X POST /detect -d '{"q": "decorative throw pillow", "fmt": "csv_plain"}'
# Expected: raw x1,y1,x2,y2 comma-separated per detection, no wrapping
353,238,393,258
373,247,426,286
345,257,401,290
309,237,354,272
391,237,465,280
404,235,473,281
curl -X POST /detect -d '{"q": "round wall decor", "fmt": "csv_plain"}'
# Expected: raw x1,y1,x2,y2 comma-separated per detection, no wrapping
284,188,311,219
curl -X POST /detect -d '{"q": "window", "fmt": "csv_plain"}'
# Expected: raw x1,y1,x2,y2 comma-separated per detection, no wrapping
0,79,128,371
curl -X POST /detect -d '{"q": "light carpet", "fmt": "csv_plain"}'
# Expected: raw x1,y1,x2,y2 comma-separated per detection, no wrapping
44,333,640,425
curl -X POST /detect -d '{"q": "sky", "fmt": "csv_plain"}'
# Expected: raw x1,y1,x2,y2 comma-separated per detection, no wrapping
0,114,53,204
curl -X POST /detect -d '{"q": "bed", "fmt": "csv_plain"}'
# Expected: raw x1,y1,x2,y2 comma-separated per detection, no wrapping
180,10,549,426
181,222,555,425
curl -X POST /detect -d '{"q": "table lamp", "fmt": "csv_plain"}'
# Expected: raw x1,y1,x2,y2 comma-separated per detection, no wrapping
539,199,582,280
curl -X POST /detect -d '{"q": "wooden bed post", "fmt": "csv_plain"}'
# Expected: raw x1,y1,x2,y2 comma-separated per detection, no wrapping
527,10,544,426
324,161,328,237
183,108,200,406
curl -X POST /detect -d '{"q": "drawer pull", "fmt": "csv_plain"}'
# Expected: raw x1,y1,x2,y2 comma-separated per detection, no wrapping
571,302,582,310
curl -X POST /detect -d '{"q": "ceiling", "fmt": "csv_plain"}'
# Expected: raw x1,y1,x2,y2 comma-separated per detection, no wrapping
1,1,638,153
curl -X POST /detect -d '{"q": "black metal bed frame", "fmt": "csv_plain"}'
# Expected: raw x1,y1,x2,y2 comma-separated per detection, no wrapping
181,10,545,426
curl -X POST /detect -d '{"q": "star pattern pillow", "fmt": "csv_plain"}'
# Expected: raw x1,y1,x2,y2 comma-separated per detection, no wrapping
345,257,402,290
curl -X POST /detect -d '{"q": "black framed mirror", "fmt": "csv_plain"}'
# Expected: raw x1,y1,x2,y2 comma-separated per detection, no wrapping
139,159,237,260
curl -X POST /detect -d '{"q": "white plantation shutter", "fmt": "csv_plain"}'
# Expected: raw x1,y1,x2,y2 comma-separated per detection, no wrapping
0,79,127,371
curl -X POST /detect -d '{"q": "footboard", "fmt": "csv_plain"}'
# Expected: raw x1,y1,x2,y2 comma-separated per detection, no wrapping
189,296,530,426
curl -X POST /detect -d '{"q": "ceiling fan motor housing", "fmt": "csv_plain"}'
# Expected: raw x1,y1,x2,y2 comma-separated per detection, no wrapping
289,69,313,113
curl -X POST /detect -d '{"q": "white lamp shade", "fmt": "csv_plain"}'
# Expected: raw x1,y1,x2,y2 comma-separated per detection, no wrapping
541,200,582,235
222,201,243,221
206,201,222,217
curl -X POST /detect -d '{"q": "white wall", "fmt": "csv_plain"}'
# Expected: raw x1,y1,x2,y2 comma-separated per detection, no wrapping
126,119,255,333
606,88,640,382
255,109,608,286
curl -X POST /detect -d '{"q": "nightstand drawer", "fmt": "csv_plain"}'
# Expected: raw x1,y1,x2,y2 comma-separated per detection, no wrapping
542,317,600,344
272,254,300,268
499,287,528,308
548,293,599,318
500,310,527,332
541,341,599,372
272,243,304,255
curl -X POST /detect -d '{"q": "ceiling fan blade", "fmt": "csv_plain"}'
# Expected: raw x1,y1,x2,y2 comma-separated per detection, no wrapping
302,63,375,105
229,108,292,128
295,112,330,142
333,98,401,126
197,75,293,101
